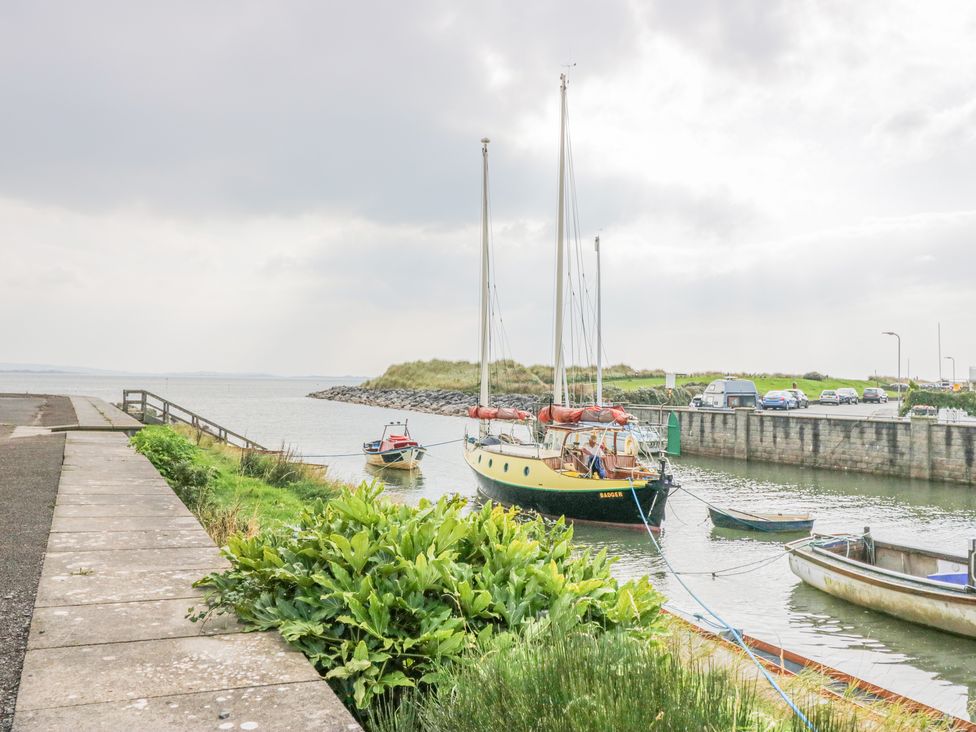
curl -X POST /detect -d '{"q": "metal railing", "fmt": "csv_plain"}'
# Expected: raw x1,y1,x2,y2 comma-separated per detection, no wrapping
121,389,267,450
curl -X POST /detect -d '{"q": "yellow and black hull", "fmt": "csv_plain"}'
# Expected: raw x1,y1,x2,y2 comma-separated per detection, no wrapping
463,444,670,529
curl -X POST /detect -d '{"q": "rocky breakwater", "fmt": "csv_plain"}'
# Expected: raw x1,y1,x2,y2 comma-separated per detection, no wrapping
307,385,540,417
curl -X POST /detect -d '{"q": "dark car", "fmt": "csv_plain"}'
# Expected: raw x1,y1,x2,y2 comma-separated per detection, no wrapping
689,394,703,408
836,388,859,405
862,387,888,404
785,388,809,408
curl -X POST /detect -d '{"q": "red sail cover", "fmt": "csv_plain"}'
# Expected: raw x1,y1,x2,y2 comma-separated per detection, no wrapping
538,405,630,425
467,405,532,421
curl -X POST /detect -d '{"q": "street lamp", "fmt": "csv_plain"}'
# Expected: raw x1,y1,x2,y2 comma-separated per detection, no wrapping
882,331,901,410
945,356,956,385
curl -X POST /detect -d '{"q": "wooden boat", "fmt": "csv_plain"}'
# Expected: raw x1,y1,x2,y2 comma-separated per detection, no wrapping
708,506,814,533
787,531,976,638
362,421,425,470
465,421,673,529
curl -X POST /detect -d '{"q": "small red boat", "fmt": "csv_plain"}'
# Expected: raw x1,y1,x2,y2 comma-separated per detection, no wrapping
363,421,426,470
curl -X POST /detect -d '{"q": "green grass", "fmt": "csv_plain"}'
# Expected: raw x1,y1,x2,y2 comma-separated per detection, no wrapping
610,373,898,398
135,424,345,529
366,630,860,732
364,359,657,395
190,440,337,525
365,360,899,400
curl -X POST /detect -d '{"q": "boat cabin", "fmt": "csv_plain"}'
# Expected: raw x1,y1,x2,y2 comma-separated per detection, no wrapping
541,424,658,480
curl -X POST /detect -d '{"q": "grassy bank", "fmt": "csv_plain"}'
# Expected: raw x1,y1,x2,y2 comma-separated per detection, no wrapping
612,373,898,398
131,425,345,539
363,359,655,395
364,360,898,399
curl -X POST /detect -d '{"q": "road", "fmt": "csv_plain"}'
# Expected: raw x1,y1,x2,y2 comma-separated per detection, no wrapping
790,400,900,419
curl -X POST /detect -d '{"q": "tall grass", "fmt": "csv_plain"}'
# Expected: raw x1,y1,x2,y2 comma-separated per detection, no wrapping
366,630,859,732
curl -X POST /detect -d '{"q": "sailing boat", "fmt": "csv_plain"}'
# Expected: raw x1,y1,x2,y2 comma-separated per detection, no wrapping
463,78,672,529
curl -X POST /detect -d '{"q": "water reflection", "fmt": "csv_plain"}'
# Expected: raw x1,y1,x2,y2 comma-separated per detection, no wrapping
788,582,976,720
363,463,426,490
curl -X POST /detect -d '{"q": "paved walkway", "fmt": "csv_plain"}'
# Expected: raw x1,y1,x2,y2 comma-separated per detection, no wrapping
4,398,360,731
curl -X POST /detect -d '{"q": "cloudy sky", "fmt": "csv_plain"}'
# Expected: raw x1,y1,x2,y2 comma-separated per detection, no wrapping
2,1,974,379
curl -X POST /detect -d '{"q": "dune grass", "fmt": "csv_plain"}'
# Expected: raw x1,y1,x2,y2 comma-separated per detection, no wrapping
363,360,898,399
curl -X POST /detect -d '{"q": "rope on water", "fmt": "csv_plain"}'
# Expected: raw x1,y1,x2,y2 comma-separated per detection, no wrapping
627,481,818,731
300,437,465,459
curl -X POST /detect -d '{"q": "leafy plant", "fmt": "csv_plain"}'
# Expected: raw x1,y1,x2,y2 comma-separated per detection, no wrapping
131,426,216,509
130,426,198,482
193,483,665,712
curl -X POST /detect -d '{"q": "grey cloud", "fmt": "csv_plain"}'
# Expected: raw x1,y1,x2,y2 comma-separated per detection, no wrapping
0,1,641,223
638,0,795,73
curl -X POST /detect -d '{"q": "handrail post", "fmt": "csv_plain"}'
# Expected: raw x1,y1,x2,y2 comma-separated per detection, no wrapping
141,392,147,423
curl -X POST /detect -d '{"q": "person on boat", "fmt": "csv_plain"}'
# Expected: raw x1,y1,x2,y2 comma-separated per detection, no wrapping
582,435,607,479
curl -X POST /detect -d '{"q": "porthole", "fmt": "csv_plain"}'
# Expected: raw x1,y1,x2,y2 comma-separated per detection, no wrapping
523,466,530,477
503,463,509,472
488,458,493,468
477,455,482,464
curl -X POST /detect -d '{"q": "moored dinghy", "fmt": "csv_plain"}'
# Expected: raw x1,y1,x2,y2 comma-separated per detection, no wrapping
708,506,814,533
363,421,426,470
787,529,976,638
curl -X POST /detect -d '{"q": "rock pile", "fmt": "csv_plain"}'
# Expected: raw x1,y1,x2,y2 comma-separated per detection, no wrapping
307,385,540,417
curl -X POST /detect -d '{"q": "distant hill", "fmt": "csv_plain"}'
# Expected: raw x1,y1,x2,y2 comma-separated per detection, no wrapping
363,360,658,394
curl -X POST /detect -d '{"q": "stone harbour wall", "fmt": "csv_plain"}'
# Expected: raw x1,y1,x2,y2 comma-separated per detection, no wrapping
308,385,540,417
628,406,976,485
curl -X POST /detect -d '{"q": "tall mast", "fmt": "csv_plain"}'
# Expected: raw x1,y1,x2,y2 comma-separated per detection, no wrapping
479,138,491,409
595,235,602,406
553,73,568,406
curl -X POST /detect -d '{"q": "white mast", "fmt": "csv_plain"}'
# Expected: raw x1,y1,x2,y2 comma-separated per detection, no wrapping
553,73,568,406
479,138,491,411
595,235,602,406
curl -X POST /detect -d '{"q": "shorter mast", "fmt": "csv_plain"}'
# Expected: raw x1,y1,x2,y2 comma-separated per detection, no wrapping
479,138,491,410
595,235,602,406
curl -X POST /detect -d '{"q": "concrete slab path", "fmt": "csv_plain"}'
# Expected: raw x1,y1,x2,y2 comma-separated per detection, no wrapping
12,430,360,731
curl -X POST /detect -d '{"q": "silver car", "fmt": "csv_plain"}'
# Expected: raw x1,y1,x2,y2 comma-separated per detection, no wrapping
819,390,840,405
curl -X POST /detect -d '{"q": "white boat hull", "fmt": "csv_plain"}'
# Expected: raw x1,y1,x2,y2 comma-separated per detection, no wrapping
364,446,425,470
788,552,976,638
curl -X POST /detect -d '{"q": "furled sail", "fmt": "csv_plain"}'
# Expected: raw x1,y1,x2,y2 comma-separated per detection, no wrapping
537,404,631,425
467,406,533,421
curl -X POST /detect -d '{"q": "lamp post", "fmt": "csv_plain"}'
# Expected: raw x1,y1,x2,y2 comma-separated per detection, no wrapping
882,331,901,411
945,356,956,385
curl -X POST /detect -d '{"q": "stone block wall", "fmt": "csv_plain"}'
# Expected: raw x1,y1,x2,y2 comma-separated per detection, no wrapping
627,405,976,485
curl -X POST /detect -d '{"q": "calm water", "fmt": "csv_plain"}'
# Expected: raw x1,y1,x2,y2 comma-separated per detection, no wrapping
5,373,976,721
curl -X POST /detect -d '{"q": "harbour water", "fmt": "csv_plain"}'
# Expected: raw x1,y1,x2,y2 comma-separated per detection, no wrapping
4,373,975,721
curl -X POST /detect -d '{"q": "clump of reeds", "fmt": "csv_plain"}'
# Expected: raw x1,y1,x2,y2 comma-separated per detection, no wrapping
239,445,317,487
196,501,260,546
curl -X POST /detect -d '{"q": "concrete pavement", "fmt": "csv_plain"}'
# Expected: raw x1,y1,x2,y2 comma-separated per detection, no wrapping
1,395,360,731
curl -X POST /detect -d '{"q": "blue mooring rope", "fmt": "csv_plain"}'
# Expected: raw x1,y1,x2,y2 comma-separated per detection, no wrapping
627,482,817,732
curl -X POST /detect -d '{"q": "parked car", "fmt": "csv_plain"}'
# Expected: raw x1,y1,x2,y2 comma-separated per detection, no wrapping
862,387,888,404
785,389,809,408
689,394,703,408
836,388,859,405
762,390,798,410
819,390,840,405
700,379,761,410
